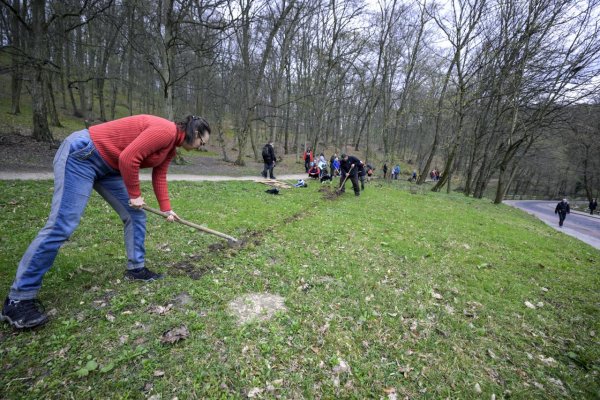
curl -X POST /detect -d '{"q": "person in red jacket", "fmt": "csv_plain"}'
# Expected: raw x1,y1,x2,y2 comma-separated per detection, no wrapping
307,163,320,179
1,114,211,329
303,148,313,172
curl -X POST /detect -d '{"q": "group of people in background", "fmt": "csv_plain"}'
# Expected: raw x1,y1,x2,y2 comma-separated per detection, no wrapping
263,145,599,224
382,163,418,183
382,163,401,180
302,149,372,196
305,150,337,182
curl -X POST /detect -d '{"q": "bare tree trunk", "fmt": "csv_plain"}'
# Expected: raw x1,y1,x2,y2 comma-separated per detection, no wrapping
30,0,53,142
46,75,62,127
234,0,298,165
283,60,291,154
418,60,454,184
9,0,24,115
10,61,23,115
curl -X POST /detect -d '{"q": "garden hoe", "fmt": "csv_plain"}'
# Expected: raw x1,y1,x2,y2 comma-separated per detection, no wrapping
142,205,240,248
335,165,354,194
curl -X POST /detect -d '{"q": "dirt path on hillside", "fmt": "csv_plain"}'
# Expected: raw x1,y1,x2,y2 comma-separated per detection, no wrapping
0,171,308,182
0,133,306,177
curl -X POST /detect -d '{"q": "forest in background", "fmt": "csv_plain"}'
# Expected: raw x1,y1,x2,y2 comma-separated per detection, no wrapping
1,0,599,202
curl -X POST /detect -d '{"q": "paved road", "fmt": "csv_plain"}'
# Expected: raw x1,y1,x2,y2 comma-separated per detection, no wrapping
504,200,600,250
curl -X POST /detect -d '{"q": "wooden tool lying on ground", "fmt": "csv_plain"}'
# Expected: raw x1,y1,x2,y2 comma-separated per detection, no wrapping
142,205,240,246
255,178,292,189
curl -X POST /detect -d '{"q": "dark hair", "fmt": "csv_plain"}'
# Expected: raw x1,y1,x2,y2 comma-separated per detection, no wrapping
176,115,211,145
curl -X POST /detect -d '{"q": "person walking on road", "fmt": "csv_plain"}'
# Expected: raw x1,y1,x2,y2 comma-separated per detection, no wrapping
1,114,211,329
261,141,276,179
555,198,570,227
590,198,598,215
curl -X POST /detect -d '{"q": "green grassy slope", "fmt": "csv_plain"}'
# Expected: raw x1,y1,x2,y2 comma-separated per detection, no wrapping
0,180,598,398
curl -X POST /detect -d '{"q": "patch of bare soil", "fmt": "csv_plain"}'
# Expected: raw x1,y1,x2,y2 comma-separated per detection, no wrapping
170,254,214,280
319,185,343,200
0,134,59,172
228,293,287,325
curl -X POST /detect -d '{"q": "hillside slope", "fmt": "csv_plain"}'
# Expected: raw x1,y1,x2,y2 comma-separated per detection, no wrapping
0,179,598,398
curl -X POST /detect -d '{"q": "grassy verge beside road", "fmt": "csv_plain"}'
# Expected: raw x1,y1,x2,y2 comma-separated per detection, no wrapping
1,180,598,398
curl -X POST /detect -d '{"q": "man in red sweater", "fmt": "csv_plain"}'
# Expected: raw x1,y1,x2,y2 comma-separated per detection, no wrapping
1,114,211,329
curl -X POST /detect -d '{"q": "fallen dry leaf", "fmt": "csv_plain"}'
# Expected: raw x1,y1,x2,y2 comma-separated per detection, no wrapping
547,377,566,394
160,325,189,344
524,301,536,309
149,304,174,316
538,354,557,367
247,387,263,398
431,291,443,300
133,337,147,345
333,359,351,374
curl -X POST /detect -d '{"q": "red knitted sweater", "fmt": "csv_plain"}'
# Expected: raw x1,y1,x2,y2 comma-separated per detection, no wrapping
89,115,184,211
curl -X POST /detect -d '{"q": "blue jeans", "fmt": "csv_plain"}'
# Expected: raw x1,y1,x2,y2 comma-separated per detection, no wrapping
9,130,147,300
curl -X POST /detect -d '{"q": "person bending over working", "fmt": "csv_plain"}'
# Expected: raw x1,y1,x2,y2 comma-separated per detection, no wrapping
1,114,211,329
339,153,363,196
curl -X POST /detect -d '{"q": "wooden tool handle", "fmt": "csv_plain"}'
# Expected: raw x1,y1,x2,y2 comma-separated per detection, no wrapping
141,205,239,243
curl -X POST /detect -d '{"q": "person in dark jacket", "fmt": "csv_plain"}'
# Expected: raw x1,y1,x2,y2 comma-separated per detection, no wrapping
555,198,570,227
590,198,598,215
261,141,276,179
383,163,388,179
357,162,367,190
339,153,362,196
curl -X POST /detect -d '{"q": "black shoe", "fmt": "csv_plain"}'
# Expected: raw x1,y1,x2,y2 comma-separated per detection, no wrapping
270,176,276,180
261,171,267,178
355,192,360,197
1,297,49,329
125,267,163,282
